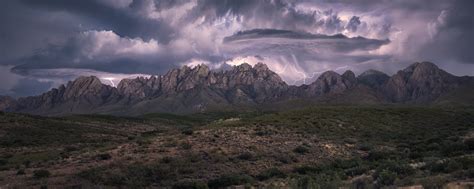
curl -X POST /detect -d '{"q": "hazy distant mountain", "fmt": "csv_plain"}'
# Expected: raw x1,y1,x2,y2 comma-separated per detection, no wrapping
1,62,473,115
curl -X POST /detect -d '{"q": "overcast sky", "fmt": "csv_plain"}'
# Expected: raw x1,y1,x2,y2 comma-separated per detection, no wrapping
1,0,473,97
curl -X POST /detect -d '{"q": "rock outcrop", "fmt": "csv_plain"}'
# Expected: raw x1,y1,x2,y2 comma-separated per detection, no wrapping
1,61,472,115
383,62,458,103
357,69,390,89
301,70,357,96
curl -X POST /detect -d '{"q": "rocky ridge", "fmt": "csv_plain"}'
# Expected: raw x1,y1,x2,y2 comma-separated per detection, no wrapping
1,62,472,115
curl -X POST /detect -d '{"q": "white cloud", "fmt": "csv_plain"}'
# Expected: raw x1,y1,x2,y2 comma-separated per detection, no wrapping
78,30,161,59
428,10,449,39
0,66,21,95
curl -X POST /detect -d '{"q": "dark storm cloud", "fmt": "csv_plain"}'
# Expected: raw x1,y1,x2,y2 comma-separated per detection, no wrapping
420,0,474,64
19,0,174,42
223,29,347,42
187,0,346,33
10,78,53,97
1,0,474,97
345,16,361,32
223,29,389,52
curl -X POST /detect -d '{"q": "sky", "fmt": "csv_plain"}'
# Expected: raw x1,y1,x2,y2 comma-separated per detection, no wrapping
1,0,474,97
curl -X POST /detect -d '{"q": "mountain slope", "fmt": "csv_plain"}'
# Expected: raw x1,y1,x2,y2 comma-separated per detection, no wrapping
1,62,473,115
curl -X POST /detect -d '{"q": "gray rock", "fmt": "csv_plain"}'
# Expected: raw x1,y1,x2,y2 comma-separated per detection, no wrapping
383,62,457,103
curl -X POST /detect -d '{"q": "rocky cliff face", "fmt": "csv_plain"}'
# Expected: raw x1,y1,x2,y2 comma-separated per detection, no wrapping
16,76,119,114
297,70,357,97
1,61,472,115
357,69,390,89
0,96,17,111
116,63,288,103
383,62,458,103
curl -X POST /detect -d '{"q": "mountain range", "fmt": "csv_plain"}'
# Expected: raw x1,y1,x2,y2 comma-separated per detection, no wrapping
1,62,473,116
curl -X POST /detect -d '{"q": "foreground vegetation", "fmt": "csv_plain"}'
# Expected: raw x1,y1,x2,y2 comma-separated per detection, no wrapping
0,106,473,188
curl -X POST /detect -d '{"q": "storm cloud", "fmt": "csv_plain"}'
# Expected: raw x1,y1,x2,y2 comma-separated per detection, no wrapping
0,0,473,96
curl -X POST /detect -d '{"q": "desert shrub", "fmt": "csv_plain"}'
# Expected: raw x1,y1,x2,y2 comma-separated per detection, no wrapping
16,169,26,175
374,169,396,186
344,166,369,177
357,143,373,151
441,141,467,156
445,160,463,173
376,161,414,177
255,130,272,136
366,149,396,161
464,137,474,150
291,176,319,189
331,158,362,169
274,153,295,164
256,168,286,181
294,165,324,175
344,138,357,144
291,174,342,189
456,156,474,170
426,159,465,174
207,174,253,189
172,180,208,189
0,159,7,166
163,140,178,147
182,129,194,136
419,175,448,189
33,169,51,179
293,145,309,154
97,153,112,160
236,152,254,161
185,153,201,163
64,146,79,152
161,156,174,164
351,176,373,189
180,142,192,150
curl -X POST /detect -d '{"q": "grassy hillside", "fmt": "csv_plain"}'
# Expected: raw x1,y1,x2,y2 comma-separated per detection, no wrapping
0,106,472,188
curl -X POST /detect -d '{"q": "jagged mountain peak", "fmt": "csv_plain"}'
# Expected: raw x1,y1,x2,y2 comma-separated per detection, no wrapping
342,70,356,82
358,69,390,89
68,76,102,87
1,61,473,115
319,70,340,78
403,61,439,73
384,62,457,102
63,76,114,98
253,62,269,71
359,69,387,77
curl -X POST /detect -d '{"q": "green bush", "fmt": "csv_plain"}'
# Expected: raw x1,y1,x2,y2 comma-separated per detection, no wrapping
180,142,192,150
419,175,448,189
172,180,208,189
256,168,286,181
0,159,7,166
97,153,112,160
464,137,474,150
441,141,467,156
374,169,396,186
357,143,373,151
376,161,414,177
291,176,319,189
293,146,309,154
16,169,26,175
294,165,324,175
291,174,343,189
236,152,254,161
207,174,253,189
181,129,194,136
33,169,51,179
